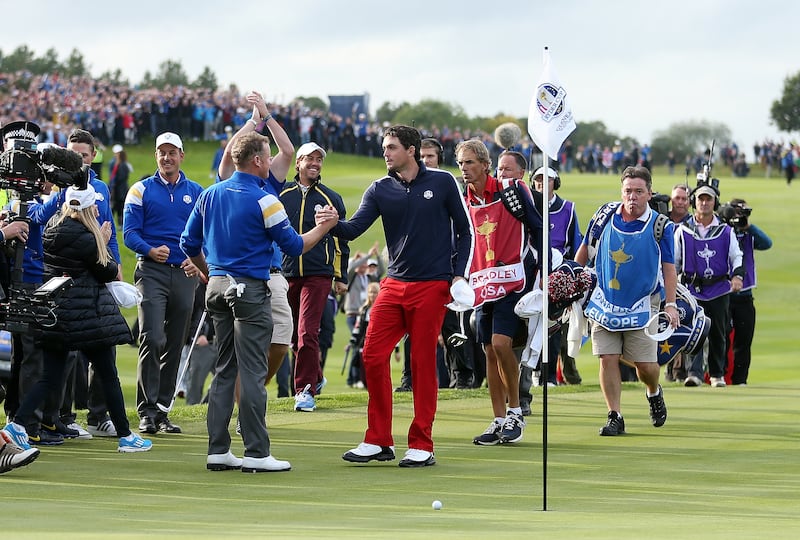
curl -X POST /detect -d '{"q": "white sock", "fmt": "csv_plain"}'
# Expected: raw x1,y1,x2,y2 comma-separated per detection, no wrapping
508,407,522,416
494,417,505,424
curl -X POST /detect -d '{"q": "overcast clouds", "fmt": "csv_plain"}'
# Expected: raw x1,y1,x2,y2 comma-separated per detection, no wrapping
4,0,798,151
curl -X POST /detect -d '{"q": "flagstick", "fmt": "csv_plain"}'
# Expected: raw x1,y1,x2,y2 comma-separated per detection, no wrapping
528,45,575,512
541,151,550,512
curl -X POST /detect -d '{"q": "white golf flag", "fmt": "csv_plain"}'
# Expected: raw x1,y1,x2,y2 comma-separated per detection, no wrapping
527,47,576,161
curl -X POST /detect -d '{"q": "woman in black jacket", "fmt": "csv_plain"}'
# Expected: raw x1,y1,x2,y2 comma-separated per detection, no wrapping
4,185,152,453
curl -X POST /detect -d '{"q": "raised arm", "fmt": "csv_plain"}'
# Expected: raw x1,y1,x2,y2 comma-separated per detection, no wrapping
247,91,294,182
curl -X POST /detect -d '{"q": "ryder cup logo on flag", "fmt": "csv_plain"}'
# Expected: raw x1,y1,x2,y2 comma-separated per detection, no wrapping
527,47,576,161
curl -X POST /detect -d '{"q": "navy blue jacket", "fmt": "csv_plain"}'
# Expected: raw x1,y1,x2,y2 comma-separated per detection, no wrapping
334,161,473,282
280,175,349,282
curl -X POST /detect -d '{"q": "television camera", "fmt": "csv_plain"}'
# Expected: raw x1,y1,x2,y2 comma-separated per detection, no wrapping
0,121,85,334
718,201,752,231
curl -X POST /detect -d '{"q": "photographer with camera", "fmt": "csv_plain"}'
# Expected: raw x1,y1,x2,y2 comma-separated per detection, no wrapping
4,184,152,453
674,179,743,388
1,123,102,443
718,198,772,385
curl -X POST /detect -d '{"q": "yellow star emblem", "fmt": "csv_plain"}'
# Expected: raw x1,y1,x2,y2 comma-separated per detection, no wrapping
659,341,673,355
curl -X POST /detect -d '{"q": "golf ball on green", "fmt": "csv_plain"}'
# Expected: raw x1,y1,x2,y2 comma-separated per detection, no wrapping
432,500,442,510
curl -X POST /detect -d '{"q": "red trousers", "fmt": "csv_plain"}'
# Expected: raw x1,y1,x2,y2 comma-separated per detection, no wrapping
361,278,449,452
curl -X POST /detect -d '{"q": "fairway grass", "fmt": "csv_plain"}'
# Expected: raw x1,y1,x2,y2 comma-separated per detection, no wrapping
5,143,798,537
5,382,799,539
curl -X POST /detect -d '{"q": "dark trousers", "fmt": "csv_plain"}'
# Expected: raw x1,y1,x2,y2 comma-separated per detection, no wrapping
135,261,196,420
16,346,131,438
729,295,756,385
689,295,731,379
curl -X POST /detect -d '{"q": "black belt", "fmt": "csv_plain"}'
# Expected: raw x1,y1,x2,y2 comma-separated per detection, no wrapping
137,256,182,269
270,267,282,274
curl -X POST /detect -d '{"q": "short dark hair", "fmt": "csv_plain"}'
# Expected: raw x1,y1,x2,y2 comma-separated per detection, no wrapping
383,125,421,161
421,138,443,166
621,165,652,190
67,129,94,147
498,150,528,172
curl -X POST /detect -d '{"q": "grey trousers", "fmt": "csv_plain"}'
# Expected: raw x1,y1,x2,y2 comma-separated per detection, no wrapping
134,260,197,419
205,276,272,458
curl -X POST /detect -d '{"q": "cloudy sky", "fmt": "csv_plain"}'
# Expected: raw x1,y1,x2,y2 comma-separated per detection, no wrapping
5,0,798,152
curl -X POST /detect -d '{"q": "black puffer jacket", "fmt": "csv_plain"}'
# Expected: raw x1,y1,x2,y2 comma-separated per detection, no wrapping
40,217,132,349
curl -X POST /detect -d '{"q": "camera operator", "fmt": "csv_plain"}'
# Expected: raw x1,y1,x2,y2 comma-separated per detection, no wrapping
2,176,66,446
719,198,772,385
674,182,744,388
3,185,152,453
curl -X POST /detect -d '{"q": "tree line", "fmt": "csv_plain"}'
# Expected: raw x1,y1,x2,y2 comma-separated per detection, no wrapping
3,44,797,164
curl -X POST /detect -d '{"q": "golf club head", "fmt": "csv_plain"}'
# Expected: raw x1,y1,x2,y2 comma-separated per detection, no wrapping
447,332,468,347
156,402,173,414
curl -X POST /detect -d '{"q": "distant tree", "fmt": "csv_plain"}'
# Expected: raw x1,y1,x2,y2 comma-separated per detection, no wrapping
98,68,129,86
146,59,189,89
375,101,407,124
294,96,327,112
571,120,620,149
63,48,89,77
0,45,36,72
29,47,61,74
475,114,521,138
141,70,154,88
770,71,800,133
192,66,218,91
650,120,731,165
392,99,471,132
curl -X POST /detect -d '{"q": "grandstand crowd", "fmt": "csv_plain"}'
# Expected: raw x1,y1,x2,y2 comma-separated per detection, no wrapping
1,69,797,178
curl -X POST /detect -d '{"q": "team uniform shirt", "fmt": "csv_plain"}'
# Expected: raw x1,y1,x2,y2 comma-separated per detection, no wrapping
123,170,204,266
279,175,349,281
333,161,473,282
180,170,304,280
583,205,675,331
16,170,120,283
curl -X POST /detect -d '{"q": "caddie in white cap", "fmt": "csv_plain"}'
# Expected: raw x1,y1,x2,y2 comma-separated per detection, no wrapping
280,140,349,413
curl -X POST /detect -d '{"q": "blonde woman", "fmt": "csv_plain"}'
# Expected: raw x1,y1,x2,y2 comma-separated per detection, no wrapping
3,185,152,453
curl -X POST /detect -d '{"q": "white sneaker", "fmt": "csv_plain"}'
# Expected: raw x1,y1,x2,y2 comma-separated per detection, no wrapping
207,451,242,471
66,422,93,440
241,455,291,473
710,377,727,388
398,448,436,468
87,419,117,437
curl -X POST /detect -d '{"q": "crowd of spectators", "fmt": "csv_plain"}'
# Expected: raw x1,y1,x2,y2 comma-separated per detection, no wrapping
0,70,544,166
3,70,797,181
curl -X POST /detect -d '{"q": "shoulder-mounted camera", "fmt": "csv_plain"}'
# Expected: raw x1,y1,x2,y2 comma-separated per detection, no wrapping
0,121,89,196
718,201,752,231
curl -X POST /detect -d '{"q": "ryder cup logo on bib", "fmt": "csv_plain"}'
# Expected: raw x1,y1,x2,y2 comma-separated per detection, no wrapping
314,204,323,212
424,190,433,199
182,194,193,204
